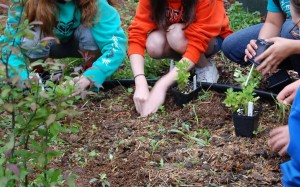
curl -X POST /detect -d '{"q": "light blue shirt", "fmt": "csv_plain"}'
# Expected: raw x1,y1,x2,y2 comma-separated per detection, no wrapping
267,0,291,17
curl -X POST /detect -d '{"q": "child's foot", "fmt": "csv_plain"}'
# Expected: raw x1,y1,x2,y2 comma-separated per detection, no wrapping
268,125,290,156
195,61,219,83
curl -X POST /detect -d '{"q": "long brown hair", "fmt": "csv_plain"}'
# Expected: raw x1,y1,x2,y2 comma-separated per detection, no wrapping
150,0,198,30
25,0,115,36
291,0,300,14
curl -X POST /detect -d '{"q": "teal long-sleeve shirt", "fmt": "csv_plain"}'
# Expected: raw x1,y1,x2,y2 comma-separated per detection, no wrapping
1,0,127,85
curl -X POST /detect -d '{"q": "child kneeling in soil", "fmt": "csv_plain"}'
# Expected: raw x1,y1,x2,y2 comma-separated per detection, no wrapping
128,0,233,117
1,0,127,94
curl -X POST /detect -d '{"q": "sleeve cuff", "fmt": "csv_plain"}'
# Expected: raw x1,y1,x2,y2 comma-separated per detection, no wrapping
83,68,106,85
128,43,145,57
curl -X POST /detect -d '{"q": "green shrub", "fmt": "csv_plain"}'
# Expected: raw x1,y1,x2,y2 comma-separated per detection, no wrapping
0,2,79,186
227,1,262,31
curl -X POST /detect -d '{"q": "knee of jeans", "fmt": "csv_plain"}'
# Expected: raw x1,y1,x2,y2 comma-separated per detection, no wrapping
76,25,99,51
21,39,51,59
221,38,232,57
281,19,294,39
221,42,246,64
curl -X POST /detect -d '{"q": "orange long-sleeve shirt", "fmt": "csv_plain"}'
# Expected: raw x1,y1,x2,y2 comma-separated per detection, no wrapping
128,0,233,63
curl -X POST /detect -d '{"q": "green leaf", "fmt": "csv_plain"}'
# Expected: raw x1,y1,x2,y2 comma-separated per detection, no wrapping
30,102,37,111
49,122,63,136
188,136,206,146
47,168,62,184
30,60,45,68
47,151,62,160
3,103,13,113
0,177,8,187
169,129,185,136
11,75,20,85
1,88,11,98
46,114,56,126
67,173,77,187
38,154,46,166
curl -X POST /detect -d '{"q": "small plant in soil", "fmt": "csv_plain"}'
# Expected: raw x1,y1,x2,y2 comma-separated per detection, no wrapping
89,173,110,187
175,59,191,92
172,60,200,106
223,68,262,115
275,99,291,124
223,67,262,137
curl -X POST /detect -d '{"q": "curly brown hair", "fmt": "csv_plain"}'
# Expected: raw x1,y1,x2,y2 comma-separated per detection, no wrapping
25,0,114,36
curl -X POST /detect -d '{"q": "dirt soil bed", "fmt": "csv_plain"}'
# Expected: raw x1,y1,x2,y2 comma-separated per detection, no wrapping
55,82,287,186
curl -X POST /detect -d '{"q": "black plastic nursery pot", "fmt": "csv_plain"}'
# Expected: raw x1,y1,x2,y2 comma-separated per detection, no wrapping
266,69,293,94
232,111,260,138
171,81,201,107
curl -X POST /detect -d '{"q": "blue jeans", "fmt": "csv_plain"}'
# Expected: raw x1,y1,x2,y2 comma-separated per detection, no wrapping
209,36,223,57
21,25,100,60
221,19,295,65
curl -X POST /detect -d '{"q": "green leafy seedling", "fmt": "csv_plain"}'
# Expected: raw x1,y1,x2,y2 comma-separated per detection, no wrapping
223,67,261,115
175,60,190,91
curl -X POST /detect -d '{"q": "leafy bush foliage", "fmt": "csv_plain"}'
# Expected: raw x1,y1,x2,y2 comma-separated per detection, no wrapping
0,1,79,186
227,1,262,31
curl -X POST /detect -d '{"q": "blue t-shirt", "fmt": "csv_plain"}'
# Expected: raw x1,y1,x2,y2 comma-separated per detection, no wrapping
267,0,291,17
280,87,300,186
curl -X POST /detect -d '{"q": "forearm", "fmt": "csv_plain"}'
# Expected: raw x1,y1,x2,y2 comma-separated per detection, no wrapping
259,12,285,39
130,54,145,75
129,54,149,89
258,23,281,39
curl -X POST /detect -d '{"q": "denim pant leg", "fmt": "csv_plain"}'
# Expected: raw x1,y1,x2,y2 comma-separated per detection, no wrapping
208,36,223,57
20,26,51,60
221,23,264,64
280,19,294,39
49,25,100,59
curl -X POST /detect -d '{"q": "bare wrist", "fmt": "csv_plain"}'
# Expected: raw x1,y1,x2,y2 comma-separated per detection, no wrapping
134,73,145,80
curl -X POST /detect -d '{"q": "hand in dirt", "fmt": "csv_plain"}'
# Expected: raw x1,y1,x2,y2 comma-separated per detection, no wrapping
140,84,167,117
141,87,166,117
256,37,293,75
277,79,300,105
67,76,91,97
133,75,150,114
244,39,258,62
268,125,290,157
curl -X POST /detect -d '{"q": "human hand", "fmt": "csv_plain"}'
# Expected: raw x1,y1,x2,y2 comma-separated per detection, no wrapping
133,75,150,114
276,79,300,105
67,76,91,97
268,125,289,157
256,37,293,75
244,39,258,62
140,83,167,117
